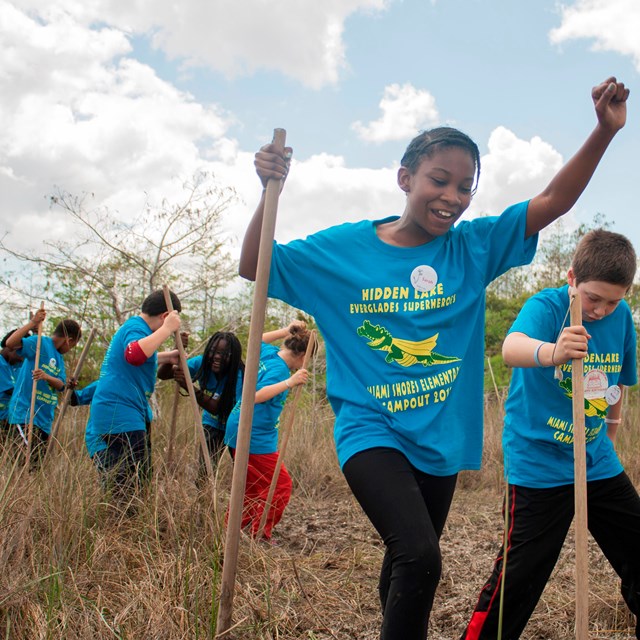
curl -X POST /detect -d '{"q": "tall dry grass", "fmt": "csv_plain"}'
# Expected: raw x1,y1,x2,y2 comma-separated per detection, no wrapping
0,382,638,639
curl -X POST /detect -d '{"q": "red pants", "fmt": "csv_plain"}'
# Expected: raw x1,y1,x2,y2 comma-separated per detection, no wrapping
230,450,292,540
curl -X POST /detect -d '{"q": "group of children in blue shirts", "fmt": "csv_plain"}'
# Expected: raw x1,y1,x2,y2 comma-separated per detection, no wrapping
0,74,638,637
0,288,311,538
0,309,81,467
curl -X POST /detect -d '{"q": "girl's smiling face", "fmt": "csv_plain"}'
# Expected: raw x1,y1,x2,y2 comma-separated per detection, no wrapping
395,146,476,245
210,338,231,374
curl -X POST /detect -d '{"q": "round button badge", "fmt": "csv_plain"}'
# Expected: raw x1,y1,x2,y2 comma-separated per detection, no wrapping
604,384,622,406
410,265,438,293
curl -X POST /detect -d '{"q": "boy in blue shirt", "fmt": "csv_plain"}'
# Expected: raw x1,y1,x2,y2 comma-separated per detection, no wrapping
85,289,181,503
462,230,640,639
241,77,629,639
6,310,81,466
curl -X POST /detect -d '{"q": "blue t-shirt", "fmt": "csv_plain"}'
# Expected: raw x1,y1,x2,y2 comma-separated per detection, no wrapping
0,355,17,421
73,380,98,406
8,335,66,433
224,343,289,454
503,285,637,488
267,201,537,475
85,316,157,457
187,355,243,431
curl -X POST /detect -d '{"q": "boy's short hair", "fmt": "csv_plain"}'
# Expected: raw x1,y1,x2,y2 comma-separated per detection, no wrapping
53,319,82,341
141,289,182,316
572,229,637,289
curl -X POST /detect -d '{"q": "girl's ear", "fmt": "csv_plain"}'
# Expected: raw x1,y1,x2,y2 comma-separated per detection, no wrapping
397,167,411,193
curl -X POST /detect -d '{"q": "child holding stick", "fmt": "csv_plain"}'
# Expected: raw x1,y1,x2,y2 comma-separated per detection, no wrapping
6,311,81,466
158,331,245,471
0,329,25,431
240,78,629,638
462,230,640,639
224,321,310,541
85,289,181,501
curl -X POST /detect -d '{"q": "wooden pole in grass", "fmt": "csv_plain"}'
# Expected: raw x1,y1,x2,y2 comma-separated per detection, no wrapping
570,292,589,639
24,302,45,468
162,286,214,481
256,330,316,539
165,334,209,468
216,128,286,637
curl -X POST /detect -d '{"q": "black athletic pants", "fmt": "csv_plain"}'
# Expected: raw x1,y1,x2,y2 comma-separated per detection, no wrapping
462,472,640,639
93,429,151,502
343,447,458,640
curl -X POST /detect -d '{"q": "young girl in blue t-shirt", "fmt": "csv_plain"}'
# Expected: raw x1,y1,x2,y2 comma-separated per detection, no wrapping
240,78,630,638
224,321,311,540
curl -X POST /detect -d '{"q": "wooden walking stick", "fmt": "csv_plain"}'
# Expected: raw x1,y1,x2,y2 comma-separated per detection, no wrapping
24,301,45,468
165,333,209,468
162,286,215,481
216,128,287,637
256,330,316,539
47,326,97,456
166,384,181,467
570,292,589,639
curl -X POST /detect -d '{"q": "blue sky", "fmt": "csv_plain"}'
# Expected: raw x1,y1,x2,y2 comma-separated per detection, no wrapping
1,0,639,278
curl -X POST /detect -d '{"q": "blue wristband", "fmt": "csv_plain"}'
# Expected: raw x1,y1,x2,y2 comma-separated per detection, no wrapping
533,342,545,367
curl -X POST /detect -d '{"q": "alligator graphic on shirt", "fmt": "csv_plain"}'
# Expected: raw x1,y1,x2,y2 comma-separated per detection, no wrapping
356,320,461,368
558,377,609,418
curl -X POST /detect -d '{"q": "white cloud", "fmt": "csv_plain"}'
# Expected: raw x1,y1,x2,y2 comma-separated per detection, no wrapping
12,0,391,89
352,83,439,142
549,0,640,71
468,126,563,218
0,2,235,249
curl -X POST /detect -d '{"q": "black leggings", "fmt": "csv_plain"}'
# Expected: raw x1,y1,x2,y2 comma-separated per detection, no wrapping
343,448,458,640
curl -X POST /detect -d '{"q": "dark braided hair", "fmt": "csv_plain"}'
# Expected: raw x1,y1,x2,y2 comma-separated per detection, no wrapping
400,127,481,195
194,332,244,427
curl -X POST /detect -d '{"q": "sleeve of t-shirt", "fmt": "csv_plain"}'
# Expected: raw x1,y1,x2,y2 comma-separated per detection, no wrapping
255,345,289,393
121,321,152,365
267,230,335,316
463,200,538,286
187,356,201,378
508,294,557,342
17,334,37,359
74,380,98,405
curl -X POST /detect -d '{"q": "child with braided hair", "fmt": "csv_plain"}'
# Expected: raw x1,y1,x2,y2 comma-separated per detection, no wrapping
158,331,245,472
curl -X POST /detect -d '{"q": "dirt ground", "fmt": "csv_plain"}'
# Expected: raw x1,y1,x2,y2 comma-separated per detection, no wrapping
231,475,637,639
